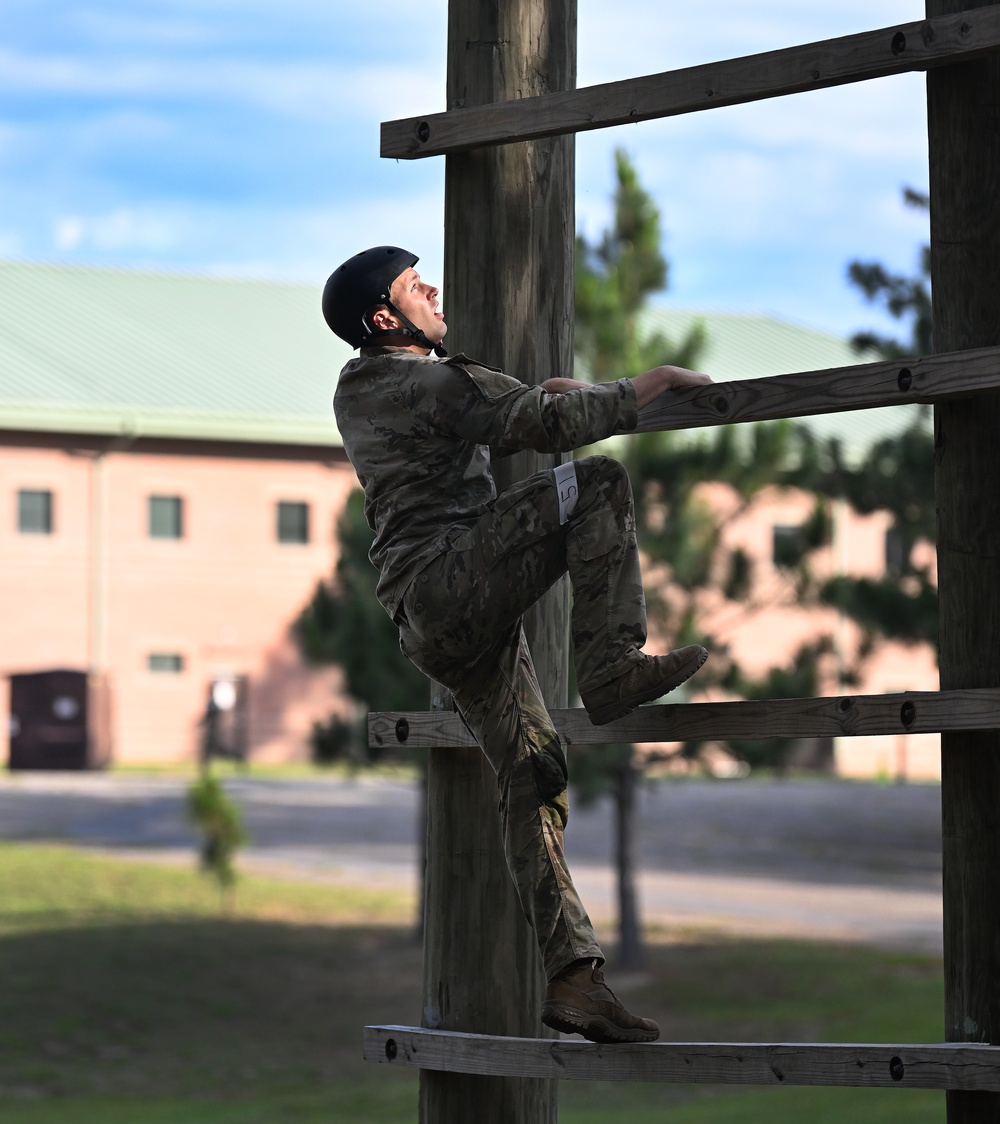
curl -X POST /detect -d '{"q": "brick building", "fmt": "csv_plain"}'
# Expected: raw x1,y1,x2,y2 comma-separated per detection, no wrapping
627,308,939,780
0,262,938,774
1,262,357,765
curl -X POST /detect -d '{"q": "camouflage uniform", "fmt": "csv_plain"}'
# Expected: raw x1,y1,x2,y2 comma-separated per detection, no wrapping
334,347,645,981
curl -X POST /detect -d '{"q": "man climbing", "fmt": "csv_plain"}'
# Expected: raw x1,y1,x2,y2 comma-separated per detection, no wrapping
323,245,711,1044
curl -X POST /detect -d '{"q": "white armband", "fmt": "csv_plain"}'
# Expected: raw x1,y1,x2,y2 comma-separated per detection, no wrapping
553,460,579,526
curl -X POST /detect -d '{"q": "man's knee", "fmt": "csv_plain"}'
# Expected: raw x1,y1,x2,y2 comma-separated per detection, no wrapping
531,733,568,804
575,454,633,502
576,452,624,477
564,456,633,562
497,731,568,817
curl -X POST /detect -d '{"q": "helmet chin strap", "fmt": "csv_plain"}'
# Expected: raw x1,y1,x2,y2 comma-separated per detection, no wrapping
368,303,448,357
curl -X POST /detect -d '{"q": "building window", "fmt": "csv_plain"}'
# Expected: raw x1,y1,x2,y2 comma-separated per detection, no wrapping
149,495,183,539
277,501,310,544
148,653,184,673
772,525,802,569
17,489,53,534
885,527,905,577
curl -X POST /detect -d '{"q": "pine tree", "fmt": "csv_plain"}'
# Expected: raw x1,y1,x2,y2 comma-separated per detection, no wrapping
576,148,705,381
812,187,937,648
848,188,932,359
295,489,428,765
574,149,710,968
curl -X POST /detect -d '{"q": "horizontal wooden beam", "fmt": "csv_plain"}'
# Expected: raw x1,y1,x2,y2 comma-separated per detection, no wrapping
370,689,1000,750
382,7,1000,158
366,1026,1000,1090
635,345,1000,433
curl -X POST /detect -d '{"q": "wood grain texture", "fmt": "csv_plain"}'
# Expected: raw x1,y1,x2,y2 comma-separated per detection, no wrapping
383,7,1000,157
370,689,1000,750
366,1027,1000,1090
420,1,575,1120
634,346,1000,434
926,2,1000,1120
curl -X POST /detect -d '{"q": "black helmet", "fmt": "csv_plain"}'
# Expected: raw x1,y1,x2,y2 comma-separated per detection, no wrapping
322,245,443,352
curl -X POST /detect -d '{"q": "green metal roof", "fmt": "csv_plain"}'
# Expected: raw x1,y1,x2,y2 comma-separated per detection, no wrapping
0,261,352,447
0,261,920,455
635,305,928,457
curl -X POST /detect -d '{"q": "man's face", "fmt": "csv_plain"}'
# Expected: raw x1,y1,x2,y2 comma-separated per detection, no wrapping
387,267,447,347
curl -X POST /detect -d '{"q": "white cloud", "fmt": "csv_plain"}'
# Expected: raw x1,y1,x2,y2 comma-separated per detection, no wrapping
572,24,930,333
54,217,84,251
0,229,23,257
578,0,927,83
71,10,234,49
207,189,448,286
51,208,184,254
1,0,939,339
39,182,447,286
0,48,442,124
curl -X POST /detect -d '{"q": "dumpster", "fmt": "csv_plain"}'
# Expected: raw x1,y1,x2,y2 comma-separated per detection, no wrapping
7,669,111,770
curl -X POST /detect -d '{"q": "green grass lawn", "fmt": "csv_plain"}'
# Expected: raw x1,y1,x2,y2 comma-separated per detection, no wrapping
0,843,946,1123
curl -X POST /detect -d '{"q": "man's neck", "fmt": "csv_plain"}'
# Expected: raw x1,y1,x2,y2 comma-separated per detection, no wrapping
378,334,431,355
361,343,433,358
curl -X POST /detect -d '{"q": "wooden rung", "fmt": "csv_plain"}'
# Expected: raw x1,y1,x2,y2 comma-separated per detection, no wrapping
381,7,1000,158
365,1026,1000,1091
635,345,1000,433
369,688,1000,750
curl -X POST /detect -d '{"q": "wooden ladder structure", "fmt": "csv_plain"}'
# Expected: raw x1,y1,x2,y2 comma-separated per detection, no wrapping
364,2,1000,1120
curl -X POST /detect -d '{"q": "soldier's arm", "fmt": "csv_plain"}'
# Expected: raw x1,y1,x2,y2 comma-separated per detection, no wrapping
539,377,590,394
541,369,712,408
413,359,636,453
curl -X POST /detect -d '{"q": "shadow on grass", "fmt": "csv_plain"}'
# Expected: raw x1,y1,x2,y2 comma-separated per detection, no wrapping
0,842,947,1124
0,917,422,1104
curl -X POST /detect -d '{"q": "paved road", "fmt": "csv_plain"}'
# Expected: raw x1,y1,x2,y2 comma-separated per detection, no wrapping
0,772,944,952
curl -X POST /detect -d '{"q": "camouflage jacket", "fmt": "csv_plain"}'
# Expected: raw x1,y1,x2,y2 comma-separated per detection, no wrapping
333,347,638,618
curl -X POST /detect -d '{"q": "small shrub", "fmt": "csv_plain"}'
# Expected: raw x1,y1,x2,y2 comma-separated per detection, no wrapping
187,772,247,910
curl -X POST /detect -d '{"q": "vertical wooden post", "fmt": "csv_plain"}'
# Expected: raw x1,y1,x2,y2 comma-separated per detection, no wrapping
419,1,575,1122
926,2,1000,1121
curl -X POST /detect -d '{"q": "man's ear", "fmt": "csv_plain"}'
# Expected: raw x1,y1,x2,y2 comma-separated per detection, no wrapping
370,304,399,332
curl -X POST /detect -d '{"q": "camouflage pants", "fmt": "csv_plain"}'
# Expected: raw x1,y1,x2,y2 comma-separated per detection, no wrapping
395,455,647,980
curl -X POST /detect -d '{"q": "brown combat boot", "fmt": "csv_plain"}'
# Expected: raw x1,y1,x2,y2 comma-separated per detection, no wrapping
580,645,708,726
541,959,660,1044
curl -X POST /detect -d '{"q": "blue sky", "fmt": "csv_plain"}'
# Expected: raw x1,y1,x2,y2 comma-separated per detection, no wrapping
3,0,930,341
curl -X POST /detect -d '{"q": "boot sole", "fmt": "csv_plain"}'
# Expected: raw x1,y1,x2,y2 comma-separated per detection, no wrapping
586,646,708,726
541,1002,660,1044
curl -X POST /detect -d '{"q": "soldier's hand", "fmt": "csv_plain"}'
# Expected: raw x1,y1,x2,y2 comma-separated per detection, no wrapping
631,365,713,409
652,365,713,389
